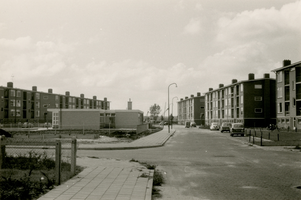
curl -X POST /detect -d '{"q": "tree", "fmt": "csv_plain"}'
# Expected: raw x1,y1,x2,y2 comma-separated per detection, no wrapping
149,104,161,122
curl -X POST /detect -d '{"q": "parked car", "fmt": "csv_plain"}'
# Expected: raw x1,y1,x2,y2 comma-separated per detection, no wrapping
190,122,196,127
220,122,232,133
230,123,245,136
0,129,12,137
184,121,190,128
22,122,33,128
43,122,52,127
210,122,220,130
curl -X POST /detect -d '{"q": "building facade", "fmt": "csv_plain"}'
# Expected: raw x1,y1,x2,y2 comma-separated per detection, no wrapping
177,92,205,125
272,60,301,130
47,109,144,130
0,82,110,125
205,73,276,128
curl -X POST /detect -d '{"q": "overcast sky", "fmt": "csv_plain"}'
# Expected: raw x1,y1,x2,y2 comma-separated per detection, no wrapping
1,0,300,116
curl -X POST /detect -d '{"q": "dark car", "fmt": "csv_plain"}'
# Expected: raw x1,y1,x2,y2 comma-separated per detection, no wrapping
230,123,245,136
220,122,232,133
0,129,12,137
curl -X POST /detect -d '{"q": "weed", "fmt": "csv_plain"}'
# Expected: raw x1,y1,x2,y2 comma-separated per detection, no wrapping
153,169,165,186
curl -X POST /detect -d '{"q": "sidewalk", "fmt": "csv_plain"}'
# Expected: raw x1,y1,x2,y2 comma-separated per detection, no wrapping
38,127,176,200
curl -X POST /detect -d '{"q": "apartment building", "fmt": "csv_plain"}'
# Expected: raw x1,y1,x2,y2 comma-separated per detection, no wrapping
0,82,110,125
177,92,205,125
205,74,276,128
272,60,301,130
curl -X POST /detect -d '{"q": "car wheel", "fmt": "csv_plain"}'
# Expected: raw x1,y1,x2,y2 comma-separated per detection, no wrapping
230,134,233,137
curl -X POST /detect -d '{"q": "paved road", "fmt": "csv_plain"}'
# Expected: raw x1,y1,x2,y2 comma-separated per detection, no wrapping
77,125,301,200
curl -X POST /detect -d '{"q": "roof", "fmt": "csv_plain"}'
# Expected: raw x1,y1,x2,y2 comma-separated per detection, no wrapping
271,60,301,72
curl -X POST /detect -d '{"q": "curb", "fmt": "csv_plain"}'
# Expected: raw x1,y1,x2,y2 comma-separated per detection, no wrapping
6,130,176,151
78,129,176,150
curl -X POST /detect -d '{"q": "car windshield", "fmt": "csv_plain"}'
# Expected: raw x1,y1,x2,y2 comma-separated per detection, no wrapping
223,123,231,126
233,124,243,128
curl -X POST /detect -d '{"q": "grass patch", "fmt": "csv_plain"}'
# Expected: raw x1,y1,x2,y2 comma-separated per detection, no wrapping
0,150,83,200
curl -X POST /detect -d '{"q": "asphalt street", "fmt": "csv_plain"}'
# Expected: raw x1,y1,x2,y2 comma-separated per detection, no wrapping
77,125,301,200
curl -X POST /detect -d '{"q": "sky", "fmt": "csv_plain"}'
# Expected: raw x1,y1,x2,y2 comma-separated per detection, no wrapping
0,0,300,116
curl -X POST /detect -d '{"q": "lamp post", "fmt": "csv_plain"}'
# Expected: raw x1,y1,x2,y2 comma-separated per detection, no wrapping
168,83,177,133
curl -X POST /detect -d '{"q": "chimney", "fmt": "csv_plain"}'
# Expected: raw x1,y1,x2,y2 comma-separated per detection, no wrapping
197,92,201,97
7,82,13,88
185,96,188,99
48,89,53,94
209,88,213,91
127,98,132,110
283,60,291,67
248,73,255,80
219,84,224,88
65,91,70,96
93,96,97,100
180,98,183,101
264,73,270,78
80,94,84,98
191,95,194,98
232,79,237,84
32,86,37,91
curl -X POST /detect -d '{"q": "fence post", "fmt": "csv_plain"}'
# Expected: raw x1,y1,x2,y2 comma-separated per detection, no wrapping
55,139,61,186
253,135,255,144
277,134,280,141
71,138,77,175
0,136,6,169
268,132,270,140
260,135,263,146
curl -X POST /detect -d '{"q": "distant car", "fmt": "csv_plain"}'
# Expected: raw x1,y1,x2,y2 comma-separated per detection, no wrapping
0,129,12,137
184,121,190,128
220,122,232,133
43,122,52,127
190,122,196,127
210,122,219,130
230,123,245,136
22,122,33,128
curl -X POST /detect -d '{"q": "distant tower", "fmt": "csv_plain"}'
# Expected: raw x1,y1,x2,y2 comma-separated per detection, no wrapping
127,99,132,110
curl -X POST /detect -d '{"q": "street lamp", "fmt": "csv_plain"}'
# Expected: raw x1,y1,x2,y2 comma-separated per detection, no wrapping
168,83,177,133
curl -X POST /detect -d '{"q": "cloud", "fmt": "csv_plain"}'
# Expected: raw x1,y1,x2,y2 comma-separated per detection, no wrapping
0,36,32,50
183,18,201,35
216,1,301,46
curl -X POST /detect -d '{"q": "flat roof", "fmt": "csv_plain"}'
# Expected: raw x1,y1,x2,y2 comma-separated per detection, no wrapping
272,60,301,72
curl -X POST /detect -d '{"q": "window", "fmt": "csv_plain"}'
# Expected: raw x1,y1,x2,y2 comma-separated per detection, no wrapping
277,87,283,98
36,93,40,100
16,109,21,116
55,95,59,101
278,103,282,113
292,81,295,90
255,96,262,101
36,110,40,117
277,71,283,82
16,100,21,107
43,104,49,108
255,108,263,113
43,96,48,99
17,90,21,97
255,84,262,89
10,100,15,106
240,96,243,104
11,109,15,116
10,90,15,97
240,84,243,92
36,102,40,108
